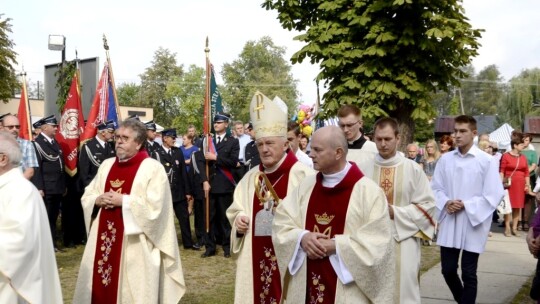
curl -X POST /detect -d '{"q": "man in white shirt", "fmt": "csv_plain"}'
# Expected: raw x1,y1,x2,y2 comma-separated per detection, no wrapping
233,120,252,180
287,121,313,168
431,115,504,304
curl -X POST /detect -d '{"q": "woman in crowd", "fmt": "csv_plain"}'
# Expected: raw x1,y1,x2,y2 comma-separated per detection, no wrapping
420,139,440,181
180,133,199,172
522,133,538,231
439,134,454,154
500,131,531,237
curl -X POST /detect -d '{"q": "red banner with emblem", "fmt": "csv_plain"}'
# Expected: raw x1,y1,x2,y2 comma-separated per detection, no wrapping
55,73,85,176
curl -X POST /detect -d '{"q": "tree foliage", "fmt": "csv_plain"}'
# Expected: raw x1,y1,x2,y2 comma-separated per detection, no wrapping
263,0,482,145
0,15,18,103
497,68,540,129
117,82,142,107
54,60,77,111
139,47,183,127
166,64,205,134
221,36,299,123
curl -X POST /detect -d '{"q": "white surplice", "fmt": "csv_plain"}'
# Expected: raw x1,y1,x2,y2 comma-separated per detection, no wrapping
363,154,436,303
73,157,185,303
0,168,63,304
272,164,395,303
295,149,313,168
431,146,505,253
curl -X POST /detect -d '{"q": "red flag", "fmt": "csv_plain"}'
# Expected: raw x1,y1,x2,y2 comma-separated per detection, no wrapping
56,73,85,176
80,64,110,143
17,77,32,140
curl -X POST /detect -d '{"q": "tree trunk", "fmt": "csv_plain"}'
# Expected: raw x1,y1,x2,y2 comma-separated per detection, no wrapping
390,107,415,152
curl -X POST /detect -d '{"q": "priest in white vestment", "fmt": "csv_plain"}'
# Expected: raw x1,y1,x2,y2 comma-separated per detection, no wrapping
431,115,504,303
73,119,185,304
360,118,436,303
227,92,315,304
0,132,63,304
273,126,395,303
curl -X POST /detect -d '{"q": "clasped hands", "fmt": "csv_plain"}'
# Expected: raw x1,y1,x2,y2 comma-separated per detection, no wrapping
445,199,464,215
301,232,336,260
96,190,123,209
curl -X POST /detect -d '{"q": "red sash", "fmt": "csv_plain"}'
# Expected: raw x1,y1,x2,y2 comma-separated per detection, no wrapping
305,163,363,304
251,150,297,304
91,150,149,304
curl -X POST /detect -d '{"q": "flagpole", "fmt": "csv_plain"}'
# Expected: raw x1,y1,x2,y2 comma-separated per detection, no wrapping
21,71,32,138
103,34,122,121
204,37,211,234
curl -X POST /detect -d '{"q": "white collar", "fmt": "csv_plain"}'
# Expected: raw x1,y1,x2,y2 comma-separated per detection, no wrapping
96,136,106,148
322,162,352,187
42,133,54,143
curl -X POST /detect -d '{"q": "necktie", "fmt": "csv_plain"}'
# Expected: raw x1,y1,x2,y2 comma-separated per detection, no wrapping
168,149,172,157
217,136,222,144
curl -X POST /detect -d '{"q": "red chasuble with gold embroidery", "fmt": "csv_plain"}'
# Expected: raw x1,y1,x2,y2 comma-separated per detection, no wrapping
251,150,297,304
91,150,149,303
305,164,363,304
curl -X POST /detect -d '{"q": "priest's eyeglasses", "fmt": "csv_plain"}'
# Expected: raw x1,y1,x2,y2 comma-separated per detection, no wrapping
338,121,359,129
114,135,132,143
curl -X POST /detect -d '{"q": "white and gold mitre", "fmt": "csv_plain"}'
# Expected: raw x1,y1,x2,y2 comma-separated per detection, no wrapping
249,91,288,140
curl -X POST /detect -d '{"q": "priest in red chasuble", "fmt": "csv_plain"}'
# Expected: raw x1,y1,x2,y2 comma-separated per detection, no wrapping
226,91,315,304
73,119,185,303
272,126,395,303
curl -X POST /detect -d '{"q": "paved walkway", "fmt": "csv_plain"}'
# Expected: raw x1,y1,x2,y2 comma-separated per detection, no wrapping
421,223,537,303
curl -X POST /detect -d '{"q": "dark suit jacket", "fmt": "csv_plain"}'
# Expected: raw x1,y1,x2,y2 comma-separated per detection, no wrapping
194,134,239,194
33,134,66,195
146,141,160,159
78,137,116,189
154,145,192,202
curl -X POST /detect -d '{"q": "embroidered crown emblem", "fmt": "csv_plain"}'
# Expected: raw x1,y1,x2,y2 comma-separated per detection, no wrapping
315,212,334,225
110,179,125,188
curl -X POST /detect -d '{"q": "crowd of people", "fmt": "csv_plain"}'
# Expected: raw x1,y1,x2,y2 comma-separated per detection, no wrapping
1,96,540,303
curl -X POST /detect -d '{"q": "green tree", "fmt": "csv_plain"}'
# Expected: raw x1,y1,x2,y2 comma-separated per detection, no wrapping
0,15,18,103
221,36,299,123
263,0,482,146
497,68,540,129
116,82,142,106
472,64,503,115
139,47,183,127
165,64,206,133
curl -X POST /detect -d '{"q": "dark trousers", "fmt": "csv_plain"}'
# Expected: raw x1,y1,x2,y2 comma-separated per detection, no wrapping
440,246,480,304
203,192,233,254
44,193,62,246
62,189,86,246
173,199,194,248
194,198,205,245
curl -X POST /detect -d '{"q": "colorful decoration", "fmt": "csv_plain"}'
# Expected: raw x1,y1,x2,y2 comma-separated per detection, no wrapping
292,104,315,138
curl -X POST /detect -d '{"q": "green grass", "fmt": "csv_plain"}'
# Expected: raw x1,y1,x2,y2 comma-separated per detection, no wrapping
57,239,441,303
511,275,536,304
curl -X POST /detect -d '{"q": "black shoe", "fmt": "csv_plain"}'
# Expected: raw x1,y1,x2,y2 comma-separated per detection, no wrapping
189,246,201,251
201,251,215,258
192,243,201,250
224,252,231,258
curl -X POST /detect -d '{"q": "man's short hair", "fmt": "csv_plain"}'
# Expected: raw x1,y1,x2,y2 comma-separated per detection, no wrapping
287,121,301,136
120,119,147,147
0,131,22,166
337,104,361,118
454,115,477,131
407,143,418,150
233,121,244,127
373,117,399,136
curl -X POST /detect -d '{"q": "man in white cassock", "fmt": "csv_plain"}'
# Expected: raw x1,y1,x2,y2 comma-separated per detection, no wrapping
359,118,436,303
272,126,395,304
73,119,185,303
0,131,63,303
226,92,314,304
432,115,504,304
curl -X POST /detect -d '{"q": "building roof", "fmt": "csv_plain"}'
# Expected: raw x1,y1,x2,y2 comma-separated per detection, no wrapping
434,115,497,134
